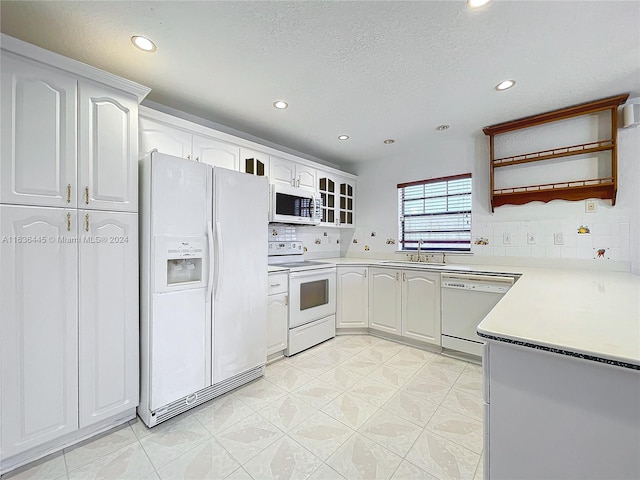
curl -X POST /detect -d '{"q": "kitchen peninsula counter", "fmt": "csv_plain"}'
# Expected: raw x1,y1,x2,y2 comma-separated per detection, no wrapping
322,257,640,369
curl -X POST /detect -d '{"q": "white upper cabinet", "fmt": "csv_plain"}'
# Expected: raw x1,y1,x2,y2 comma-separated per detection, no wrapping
79,82,138,212
317,172,356,227
270,156,317,192
241,148,269,177
1,54,139,212
1,55,77,208
139,116,192,160
337,178,355,227
191,134,239,170
78,211,138,428
0,205,79,457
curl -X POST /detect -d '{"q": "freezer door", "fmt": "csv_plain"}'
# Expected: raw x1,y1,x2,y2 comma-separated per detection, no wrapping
150,152,211,237
150,289,210,410
212,168,268,384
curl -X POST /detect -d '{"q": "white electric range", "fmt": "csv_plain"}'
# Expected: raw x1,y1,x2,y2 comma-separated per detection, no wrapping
268,241,336,355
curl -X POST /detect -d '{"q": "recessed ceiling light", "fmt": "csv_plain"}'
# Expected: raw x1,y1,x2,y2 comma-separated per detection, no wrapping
131,36,156,52
495,80,516,91
338,135,350,140
467,0,492,8
273,100,288,109
435,124,450,131
383,139,395,144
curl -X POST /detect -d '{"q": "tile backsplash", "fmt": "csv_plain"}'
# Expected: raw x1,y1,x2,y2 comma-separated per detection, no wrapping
268,224,342,258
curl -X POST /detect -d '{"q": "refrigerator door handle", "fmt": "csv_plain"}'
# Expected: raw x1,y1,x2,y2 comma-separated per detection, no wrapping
214,221,223,300
206,221,214,303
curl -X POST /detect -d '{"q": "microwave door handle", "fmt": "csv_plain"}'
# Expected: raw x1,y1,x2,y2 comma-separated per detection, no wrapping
206,221,214,302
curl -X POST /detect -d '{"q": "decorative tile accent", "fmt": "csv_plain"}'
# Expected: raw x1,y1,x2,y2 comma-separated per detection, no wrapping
577,225,590,234
258,395,317,432
405,430,480,480
289,411,355,460
326,433,403,480
364,245,370,251
67,443,156,480
380,391,439,428
594,247,610,259
139,416,212,469
215,413,283,464
315,238,322,244
353,238,358,243
371,232,376,237
358,410,422,457
321,393,379,429
243,436,322,480
64,425,138,471
155,438,239,480
425,406,484,454
474,237,489,245
386,238,396,245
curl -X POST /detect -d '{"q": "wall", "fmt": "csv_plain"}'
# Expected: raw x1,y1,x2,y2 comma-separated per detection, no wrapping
268,224,342,259
346,123,640,274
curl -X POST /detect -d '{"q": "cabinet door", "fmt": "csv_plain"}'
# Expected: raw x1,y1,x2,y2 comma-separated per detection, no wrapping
338,179,355,227
368,268,401,335
336,267,369,328
269,156,296,186
318,173,337,226
0,206,78,457
138,116,192,160
241,148,269,177
267,292,288,356
78,211,138,427
78,82,138,212
296,164,317,192
192,134,239,170
1,54,77,208
401,270,441,345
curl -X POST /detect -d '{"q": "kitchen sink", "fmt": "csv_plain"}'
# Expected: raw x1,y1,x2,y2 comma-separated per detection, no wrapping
380,260,447,267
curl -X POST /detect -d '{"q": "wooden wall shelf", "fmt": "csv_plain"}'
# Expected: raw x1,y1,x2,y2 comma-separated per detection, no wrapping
483,94,628,211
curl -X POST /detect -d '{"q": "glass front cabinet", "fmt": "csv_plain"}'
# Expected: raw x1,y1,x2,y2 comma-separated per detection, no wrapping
318,171,355,228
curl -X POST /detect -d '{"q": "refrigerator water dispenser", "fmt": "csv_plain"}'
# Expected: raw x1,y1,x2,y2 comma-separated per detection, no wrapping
154,236,207,292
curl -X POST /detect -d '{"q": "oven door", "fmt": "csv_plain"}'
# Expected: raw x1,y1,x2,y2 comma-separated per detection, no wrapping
289,267,336,328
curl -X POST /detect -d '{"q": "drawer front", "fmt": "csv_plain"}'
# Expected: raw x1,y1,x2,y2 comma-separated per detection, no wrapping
268,272,288,295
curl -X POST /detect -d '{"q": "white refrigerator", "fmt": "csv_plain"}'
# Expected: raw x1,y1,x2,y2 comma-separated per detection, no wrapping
139,152,267,427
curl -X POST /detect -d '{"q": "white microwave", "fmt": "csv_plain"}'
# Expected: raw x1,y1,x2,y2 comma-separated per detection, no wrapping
270,184,322,225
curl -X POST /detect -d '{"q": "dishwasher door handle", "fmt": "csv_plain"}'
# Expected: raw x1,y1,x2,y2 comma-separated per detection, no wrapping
441,273,515,285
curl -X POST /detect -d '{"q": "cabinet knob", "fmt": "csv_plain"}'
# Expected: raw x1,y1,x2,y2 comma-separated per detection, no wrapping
187,155,191,160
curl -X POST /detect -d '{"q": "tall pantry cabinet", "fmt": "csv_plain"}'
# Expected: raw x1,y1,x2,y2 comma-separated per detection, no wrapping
0,35,150,474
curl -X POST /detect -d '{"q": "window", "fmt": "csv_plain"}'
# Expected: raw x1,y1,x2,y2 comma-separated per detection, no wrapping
398,174,472,251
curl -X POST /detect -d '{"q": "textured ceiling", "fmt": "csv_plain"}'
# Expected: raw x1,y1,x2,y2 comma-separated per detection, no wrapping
1,1,639,171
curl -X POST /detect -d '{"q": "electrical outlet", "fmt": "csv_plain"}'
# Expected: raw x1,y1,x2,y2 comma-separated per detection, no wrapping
503,232,512,245
527,232,537,245
585,200,597,213
554,232,564,245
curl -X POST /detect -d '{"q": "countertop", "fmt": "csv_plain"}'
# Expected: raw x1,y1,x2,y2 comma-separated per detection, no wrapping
305,257,640,369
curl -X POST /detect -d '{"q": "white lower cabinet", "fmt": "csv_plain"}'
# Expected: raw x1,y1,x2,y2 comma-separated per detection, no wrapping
0,206,138,461
0,206,79,458
401,270,440,344
368,267,441,346
267,272,288,356
78,211,138,428
336,266,369,328
368,268,402,335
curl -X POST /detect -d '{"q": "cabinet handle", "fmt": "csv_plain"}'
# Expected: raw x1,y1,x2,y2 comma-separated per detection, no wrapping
66,184,71,203
270,283,281,287
187,155,191,160
66,212,71,232
196,157,200,162
85,213,89,232
85,186,89,205
296,178,300,188
291,178,295,187
285,295,288,306
396,272,399,281
403,272,406,282
364,269,367,278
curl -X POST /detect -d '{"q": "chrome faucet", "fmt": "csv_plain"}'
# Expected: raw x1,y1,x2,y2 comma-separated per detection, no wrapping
417,239,423,262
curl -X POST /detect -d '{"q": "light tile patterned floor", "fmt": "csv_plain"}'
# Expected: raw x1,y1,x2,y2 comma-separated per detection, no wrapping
2,335,484,480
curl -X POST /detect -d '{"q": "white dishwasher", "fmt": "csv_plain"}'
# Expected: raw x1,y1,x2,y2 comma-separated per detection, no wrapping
441,273,515,357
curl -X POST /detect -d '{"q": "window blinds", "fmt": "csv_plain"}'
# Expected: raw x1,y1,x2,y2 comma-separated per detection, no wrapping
397,174,472,251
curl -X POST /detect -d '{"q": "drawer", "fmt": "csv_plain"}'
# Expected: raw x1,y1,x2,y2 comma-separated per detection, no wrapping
268,272,288,295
